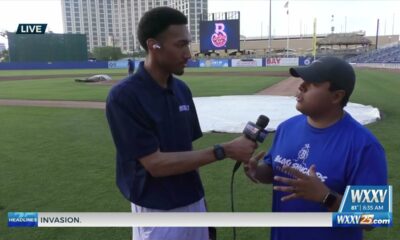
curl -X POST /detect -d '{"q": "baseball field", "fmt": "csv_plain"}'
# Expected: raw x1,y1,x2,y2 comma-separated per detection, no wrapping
0,66,398,240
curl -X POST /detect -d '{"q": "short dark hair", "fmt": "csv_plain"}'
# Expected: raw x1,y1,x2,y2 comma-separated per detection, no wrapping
137,7,188,52
329,81,350,107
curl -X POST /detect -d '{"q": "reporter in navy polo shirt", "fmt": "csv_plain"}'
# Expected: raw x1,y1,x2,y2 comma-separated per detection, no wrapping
106,7,257,240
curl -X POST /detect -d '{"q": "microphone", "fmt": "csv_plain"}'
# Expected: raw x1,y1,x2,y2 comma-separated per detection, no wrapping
242,115,270,143
233,115,270,172
230,115,270,240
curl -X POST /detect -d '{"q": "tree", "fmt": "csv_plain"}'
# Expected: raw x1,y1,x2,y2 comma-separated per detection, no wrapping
88,51,94,59
0,50,9,62
92,46,123,60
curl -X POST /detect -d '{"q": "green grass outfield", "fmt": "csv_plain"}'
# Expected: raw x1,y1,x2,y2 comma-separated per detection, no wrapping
0,67,398,240
0,67,286,101
0,76,284,101
0,66,289,77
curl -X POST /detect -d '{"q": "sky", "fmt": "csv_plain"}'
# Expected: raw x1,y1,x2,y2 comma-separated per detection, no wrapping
0,0,399,45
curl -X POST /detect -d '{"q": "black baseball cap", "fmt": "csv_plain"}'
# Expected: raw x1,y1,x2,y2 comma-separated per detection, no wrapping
289,56,356,96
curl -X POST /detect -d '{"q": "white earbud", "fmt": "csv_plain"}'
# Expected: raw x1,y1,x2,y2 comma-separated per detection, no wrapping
153,44,161,49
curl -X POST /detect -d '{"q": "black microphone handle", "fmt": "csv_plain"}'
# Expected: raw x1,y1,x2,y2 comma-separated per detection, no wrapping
234,115,269,172
233,160,242,172
233,134,256,173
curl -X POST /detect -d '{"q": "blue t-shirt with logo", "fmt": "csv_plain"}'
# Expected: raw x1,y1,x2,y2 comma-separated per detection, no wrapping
264,113,387,240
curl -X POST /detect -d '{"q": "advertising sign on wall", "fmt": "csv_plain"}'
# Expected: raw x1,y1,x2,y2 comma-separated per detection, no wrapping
266,57,299,66
199,59,229,68
299,56,315,66
231,58,263,67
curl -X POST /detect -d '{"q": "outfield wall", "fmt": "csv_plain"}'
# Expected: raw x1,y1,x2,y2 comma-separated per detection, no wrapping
1,57,399,70
0,61,108,70
0,57,309,70
352,63,400,69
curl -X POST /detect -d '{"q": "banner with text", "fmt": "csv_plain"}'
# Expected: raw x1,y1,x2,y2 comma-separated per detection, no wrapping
266,57,299,66
108,60,128,69
8,212,331,227
298,56,315,66
199,59,229,68
231,58,263,67
8,185,392,228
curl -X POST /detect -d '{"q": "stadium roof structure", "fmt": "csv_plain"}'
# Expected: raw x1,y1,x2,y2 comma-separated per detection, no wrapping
317,32,372,46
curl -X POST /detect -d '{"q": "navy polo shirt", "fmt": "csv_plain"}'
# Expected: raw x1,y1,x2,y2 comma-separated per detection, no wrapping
106,62,204,210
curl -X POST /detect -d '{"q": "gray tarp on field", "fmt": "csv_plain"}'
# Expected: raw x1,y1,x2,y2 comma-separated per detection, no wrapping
194,95,380,133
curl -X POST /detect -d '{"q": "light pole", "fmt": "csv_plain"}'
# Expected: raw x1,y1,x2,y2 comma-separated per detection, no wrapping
268,0,272,57
286,1,290,57
243,36,246,55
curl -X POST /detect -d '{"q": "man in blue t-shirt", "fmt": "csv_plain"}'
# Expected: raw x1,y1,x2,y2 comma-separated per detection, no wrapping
106,7,257,240
244,56,387,240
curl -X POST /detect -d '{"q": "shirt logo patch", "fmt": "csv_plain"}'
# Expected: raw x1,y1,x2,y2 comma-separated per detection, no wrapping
179,105,190,112
297,144,310,164
273,143,328,182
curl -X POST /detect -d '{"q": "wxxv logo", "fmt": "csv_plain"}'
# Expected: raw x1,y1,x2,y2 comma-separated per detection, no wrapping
332,185,392,227
334,213,391,226
16,24,47,34
351,189,387,204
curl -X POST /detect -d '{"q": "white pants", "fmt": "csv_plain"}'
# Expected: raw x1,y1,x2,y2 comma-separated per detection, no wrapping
131,198,209,240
